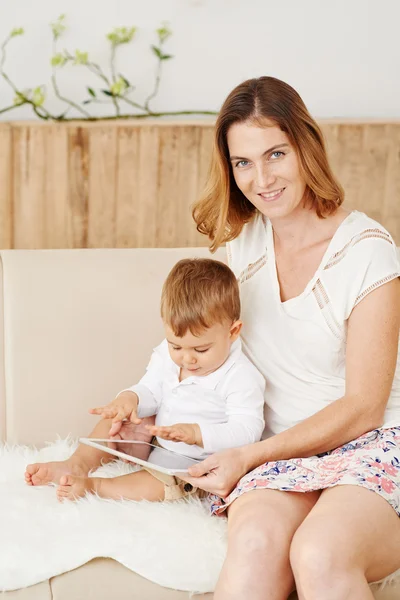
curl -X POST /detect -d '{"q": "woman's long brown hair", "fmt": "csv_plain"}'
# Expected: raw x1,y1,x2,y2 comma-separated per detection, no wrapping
192,77,344,251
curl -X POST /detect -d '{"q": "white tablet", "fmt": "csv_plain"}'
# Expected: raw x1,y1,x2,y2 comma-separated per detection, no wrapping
79,437,202,476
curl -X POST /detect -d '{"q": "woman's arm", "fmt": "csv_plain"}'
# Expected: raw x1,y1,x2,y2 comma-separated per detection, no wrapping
241,277,400,471
184,278,400,496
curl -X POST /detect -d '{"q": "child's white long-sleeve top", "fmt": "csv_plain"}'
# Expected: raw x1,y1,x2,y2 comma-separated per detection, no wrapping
123,339,265,459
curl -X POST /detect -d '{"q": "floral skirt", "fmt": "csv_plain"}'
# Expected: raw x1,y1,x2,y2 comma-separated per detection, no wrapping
210,427,400,516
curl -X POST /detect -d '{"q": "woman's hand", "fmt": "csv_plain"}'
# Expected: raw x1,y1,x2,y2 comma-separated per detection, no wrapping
180,446,251,497
89,391,141,436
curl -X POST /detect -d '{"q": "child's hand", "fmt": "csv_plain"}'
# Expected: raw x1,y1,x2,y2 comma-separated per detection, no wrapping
89,391,141,436
147,423,203,447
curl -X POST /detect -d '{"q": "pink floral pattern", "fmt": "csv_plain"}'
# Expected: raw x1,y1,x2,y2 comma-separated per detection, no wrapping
210,427,400,516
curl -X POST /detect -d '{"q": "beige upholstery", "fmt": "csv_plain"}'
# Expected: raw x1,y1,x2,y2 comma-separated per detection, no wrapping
0,248,224,446
0,248,399,600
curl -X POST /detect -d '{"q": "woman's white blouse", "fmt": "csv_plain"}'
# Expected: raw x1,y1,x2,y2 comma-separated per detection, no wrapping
227,210,400,436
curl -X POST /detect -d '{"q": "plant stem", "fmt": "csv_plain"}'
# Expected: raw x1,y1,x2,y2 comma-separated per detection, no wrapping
0,36,52,120
121,109,218,118
51,39,91,118
86,59,120,116
32,105,51,120
144,39,165,112
85,60,109,86
110,46,146,114
144,58,162,112
110,44,117,83
51,73,91,118
119,95,147,113
62,109,217,122
0,104,19,115
1,37,20,95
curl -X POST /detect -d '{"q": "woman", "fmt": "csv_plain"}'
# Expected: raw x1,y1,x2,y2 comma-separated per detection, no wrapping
185,77,400,599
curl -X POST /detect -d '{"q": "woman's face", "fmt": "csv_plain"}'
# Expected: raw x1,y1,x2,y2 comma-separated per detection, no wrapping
226,119,307,220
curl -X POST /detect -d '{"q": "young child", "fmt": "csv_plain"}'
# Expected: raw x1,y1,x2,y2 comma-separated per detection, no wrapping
25,258,265,502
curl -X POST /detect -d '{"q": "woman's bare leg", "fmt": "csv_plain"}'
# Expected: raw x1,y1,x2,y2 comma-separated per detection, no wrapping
290,485,400,600
214,489,320,600
56,470,165,502
25,417,154,486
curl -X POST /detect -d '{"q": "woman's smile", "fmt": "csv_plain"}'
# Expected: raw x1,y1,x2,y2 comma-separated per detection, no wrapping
258,187,286,202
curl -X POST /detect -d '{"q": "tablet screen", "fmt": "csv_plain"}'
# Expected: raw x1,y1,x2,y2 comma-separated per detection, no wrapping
88,439,202,471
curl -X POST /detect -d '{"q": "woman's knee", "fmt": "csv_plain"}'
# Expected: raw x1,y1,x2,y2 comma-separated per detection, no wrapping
290,520,355,584
228,495,299,559
229,516,287,559
290,530,369,600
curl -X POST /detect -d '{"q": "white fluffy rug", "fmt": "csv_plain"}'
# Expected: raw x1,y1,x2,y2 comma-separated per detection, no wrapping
0,438,227,593
2,439,399,595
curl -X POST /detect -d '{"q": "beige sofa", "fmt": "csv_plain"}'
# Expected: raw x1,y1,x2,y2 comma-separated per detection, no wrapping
0,248,399,600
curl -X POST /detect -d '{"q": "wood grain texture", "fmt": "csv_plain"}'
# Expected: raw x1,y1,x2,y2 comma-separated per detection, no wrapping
0,121,399,249
44,125,69,248
68,127,89,248
13,125,47,248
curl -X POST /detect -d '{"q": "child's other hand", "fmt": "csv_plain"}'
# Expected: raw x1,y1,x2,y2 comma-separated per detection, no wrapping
147,423,203,447
89,391,141,436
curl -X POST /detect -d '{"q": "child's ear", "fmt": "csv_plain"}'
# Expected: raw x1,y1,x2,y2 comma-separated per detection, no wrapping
229,320,242,341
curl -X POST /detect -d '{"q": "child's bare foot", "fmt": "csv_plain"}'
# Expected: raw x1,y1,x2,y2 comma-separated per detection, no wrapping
25,459,88,487
56,474,99,501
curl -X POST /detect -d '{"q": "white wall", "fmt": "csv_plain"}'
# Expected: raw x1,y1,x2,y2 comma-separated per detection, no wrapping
0,0,399,121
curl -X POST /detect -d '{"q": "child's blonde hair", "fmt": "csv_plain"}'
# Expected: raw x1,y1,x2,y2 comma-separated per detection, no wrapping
161,258,240,337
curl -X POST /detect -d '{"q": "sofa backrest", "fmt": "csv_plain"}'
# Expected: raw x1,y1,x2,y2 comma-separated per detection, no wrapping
0,248,226,446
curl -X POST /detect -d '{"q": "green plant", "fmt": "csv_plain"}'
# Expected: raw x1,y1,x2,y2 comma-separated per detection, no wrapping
0,15,217,121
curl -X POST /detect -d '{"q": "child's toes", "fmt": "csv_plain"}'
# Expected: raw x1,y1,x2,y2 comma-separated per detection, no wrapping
59,474,73,487
56,487,68,501
24,465,37,485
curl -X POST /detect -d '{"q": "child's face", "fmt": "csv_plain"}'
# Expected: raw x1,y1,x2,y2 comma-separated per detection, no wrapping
164,320,242,377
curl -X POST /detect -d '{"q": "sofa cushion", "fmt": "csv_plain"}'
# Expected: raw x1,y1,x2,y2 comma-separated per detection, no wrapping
50,558,213,600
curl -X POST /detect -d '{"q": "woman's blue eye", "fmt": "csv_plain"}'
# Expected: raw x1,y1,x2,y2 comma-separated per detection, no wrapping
235,160,249,168
271,151,284,159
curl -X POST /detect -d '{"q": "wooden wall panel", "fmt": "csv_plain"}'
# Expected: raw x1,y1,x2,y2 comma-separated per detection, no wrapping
87,127,118,248
0,120,399,249
44,125,69,248
67,127,89,248
12,125,46,248
322,123,400,239
156,126,182,248
115,126,140,248
136,126,160,248
173,126,200,247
